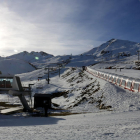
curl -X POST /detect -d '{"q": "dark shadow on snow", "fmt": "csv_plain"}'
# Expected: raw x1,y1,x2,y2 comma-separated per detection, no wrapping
0,115,65,127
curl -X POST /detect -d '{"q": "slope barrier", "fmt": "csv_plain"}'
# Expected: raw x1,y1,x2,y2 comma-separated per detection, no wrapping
86,67,140,93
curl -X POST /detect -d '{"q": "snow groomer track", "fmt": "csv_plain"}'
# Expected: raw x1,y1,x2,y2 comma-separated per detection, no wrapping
86,67,140,93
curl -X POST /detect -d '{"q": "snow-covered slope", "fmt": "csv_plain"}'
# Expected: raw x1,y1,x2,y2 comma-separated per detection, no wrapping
66,55,96,67
32,55,72,68
0,58,35,75
46,39,140,67
83,39,140,59
7,51,54,63
15,67,140,113
0,51,54,71
34,55,96,68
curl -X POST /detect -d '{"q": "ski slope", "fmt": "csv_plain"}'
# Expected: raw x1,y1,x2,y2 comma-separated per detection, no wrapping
0,58,35,75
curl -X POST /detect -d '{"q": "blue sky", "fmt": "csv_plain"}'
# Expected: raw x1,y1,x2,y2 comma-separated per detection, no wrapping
0,0,140,56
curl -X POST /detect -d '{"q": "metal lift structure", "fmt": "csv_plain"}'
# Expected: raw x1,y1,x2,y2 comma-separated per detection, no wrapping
0,74,32,112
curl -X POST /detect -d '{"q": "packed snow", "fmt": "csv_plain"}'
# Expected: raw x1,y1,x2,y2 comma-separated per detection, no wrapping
1,111,140,140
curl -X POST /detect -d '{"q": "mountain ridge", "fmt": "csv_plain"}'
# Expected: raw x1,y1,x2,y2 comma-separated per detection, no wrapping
1,38,140,72
83,39,140,58
7,51,54,63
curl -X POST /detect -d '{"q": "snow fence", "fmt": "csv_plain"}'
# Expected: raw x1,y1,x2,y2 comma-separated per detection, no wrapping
86,67,140,93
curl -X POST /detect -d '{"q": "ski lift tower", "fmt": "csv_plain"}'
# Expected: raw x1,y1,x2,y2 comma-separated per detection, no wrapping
137,50,140,61
44,66,50,84
44,62,63,81
135,50,140,67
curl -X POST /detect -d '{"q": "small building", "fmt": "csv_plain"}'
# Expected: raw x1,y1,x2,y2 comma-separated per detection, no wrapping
34,94,52,109
34,94,52,116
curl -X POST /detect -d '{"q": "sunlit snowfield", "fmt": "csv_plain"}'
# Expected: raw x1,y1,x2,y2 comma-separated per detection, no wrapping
0,111,140,140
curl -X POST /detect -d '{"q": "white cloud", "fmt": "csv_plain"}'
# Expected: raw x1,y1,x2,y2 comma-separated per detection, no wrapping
0,3,69,56
0,1,104,56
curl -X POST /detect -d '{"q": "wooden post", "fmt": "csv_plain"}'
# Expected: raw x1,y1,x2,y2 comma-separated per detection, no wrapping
29,84,34,108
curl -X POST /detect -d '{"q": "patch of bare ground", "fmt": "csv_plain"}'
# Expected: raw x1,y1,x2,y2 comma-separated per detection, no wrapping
0,102,21,108
95,92,112,110
51,91,69,98
48,112,80,116
61,68,76,79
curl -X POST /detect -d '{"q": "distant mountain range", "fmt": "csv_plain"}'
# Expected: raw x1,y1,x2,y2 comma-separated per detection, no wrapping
7,51,54,63
0,39,140,75
2,39,140,63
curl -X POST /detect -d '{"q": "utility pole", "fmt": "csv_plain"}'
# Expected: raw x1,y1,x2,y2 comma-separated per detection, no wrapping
137,50,140,61
48,66,50,84
110,51,112,59
59,65,60,77
118,53,120,60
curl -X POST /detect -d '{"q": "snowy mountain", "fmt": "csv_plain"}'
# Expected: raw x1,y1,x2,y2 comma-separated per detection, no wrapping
59,38,140,67
60,39,140,67
0,51,54,75
83,39,140,59
7,51,54,63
